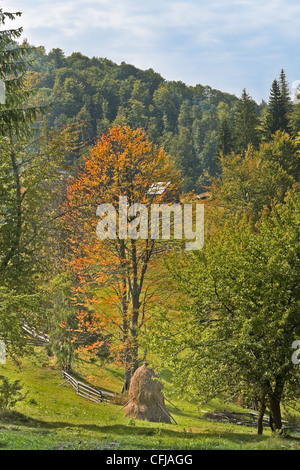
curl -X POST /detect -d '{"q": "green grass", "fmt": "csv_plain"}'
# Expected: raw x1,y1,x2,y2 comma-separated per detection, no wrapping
0,349,299,450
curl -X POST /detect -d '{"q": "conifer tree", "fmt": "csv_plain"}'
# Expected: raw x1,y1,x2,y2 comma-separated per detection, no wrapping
0,9,40,138
217,116,233,156
233,88,260,152
279,68,292,115
263,77,291,139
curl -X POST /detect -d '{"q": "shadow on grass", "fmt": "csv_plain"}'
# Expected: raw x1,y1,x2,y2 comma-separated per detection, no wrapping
104,367,125,382
160,369,173,383
2,410,299,448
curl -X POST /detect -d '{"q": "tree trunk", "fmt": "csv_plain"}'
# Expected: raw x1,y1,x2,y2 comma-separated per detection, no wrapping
121,336,139,393
122,367,132,394
126,239,140,390
257,401,266,435
120,241,131,394
268,394,282,432
121,327,132,393
130,339,139,376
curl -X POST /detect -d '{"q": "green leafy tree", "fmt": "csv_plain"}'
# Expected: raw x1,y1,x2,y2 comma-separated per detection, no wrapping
0,10,81,359
152,187,300,434
197,129,219,189
0,123,80,359
210,144,294,221
259,130,300,180
170,126,199,192
0,375,26,410
47,48,66,69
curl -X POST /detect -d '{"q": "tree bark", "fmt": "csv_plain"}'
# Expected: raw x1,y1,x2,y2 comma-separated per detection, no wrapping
122,366,132,394
120,240,131,394
257,401,266,435
268,394,282,432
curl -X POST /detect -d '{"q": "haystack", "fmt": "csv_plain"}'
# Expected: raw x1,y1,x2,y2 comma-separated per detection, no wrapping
124,363,171,423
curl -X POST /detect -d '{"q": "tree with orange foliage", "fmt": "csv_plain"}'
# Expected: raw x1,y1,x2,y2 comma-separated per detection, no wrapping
63,125,182,391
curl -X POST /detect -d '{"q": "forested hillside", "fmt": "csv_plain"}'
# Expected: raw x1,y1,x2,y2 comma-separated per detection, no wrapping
26,45,300,196
29,47,300,193
28,47,248,192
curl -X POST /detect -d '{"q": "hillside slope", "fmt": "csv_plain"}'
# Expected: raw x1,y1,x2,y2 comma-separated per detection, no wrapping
1,348,299,450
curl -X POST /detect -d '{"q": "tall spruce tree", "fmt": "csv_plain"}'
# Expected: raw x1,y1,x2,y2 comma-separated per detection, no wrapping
233,88,260,152
217,116,233,156
0,9,40,138
263,76,291,139
279,69,292,116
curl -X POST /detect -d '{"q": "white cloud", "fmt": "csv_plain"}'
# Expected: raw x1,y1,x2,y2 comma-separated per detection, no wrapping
3,0,300,47
1,0,300,101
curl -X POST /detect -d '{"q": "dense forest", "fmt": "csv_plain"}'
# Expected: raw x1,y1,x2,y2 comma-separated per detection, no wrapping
27,46,300,193
28,46,259,192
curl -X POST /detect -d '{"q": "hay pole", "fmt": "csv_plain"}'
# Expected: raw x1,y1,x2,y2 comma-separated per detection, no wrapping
111,396,135,418
164,396,179,410
59,378,71,387
154,399,178,425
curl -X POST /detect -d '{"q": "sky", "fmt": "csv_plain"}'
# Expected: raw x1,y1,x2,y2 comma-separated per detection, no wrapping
1,0,300,103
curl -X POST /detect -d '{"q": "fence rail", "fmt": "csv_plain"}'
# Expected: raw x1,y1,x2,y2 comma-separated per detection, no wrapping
202,409,291,429
60,370,114,404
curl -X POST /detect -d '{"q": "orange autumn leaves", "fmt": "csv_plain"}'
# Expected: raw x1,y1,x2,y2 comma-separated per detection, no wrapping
62,125,182,365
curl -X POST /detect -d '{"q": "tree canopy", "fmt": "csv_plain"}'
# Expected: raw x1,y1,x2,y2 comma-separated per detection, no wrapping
62,125,182,390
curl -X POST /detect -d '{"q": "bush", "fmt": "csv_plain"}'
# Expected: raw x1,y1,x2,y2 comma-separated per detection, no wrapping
0,375,26,410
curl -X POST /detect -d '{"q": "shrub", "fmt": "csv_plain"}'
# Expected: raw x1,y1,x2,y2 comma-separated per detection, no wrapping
0,375,26,410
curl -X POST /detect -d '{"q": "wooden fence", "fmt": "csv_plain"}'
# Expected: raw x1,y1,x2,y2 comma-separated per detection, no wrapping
202,410,289,428
60,370,114,404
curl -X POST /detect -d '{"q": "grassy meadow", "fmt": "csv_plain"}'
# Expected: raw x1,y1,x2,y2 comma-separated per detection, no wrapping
0,348,300,451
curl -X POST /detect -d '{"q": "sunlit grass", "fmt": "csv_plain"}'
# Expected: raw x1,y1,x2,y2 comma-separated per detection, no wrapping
0,348,299,450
